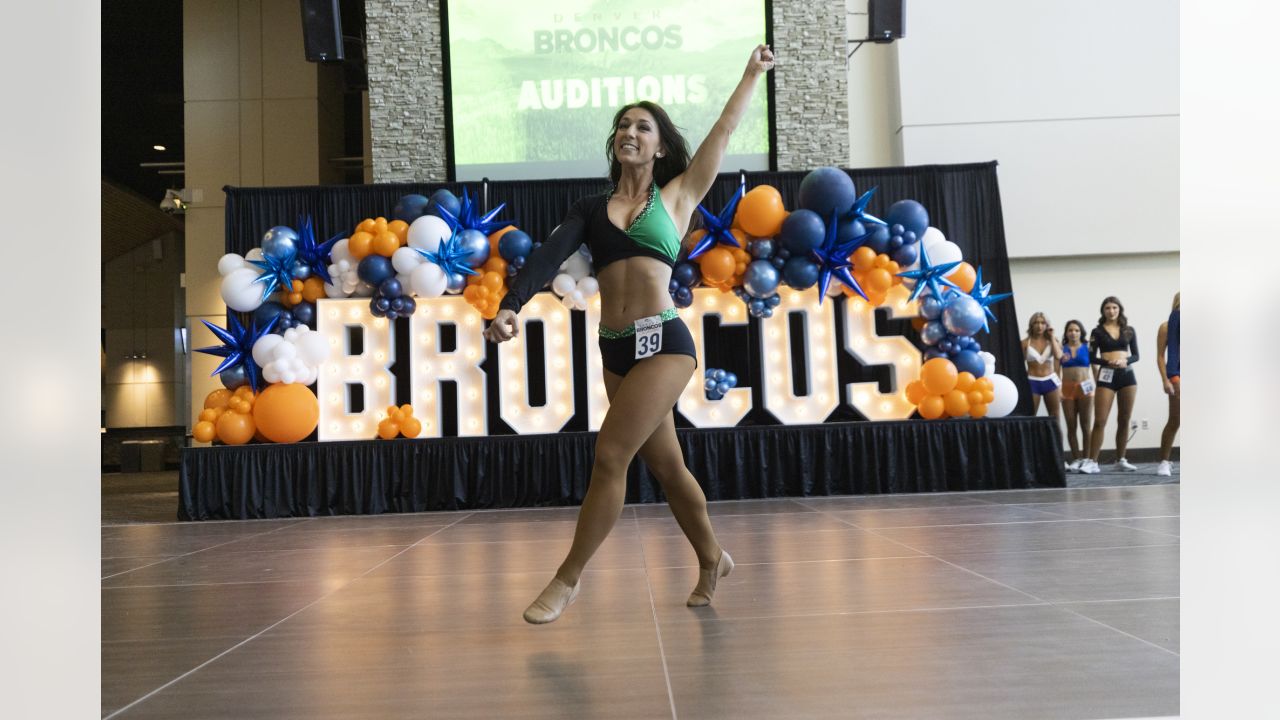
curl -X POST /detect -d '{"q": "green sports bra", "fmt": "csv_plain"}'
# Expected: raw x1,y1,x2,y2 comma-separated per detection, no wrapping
602,182,681,265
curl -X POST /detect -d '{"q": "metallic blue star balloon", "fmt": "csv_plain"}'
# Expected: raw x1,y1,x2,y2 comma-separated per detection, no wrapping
966,265,1014,333
841,186,887,227
293,215,342,285
247,245,299,301
812,210,872,303
436,187,515,236
195,314,277,393
417,226,479,277
895,241,962,302
688,183,745,260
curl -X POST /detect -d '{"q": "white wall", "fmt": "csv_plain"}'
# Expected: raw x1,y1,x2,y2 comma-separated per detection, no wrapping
1009,253,1179,451
894,0,1178,258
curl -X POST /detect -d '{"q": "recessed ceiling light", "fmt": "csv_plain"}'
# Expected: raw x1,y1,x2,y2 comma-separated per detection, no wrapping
153,144,166,151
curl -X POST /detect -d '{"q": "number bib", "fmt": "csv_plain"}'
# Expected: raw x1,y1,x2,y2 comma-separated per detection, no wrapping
634,314,664,360
1080,378,1097,395
1097,368,1114,384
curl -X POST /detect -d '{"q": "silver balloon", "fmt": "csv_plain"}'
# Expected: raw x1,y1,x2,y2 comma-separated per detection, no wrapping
261,226,299,259
920,294,944,320
456,229,491,268
942,294,986,337
290,259,312,279
920,320,946,346
446,271,467,294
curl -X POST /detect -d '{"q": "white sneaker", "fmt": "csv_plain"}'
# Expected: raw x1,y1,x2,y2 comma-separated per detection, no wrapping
1114,458,1137,472
1068,459,1083,473
1156,460,1172,477
1079,459,1100,474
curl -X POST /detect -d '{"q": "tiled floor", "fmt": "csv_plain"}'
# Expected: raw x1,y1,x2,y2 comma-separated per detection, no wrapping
102,469,1178,719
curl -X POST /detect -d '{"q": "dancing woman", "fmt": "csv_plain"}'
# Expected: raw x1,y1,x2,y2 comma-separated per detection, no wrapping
485,46,776,624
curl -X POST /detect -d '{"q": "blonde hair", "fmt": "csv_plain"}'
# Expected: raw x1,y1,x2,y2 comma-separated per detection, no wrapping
1025,311,1049,338
1172,292,1180,310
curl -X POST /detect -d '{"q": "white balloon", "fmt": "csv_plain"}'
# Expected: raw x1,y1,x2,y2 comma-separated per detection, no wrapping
337,259,351,273
551,273,576,297
252,334,285,368
324,279,348,298
245,248,265,263
220,268,266,312
980,351,997,374
411,262,448,298
329,239,352,265
392,247,424,274
826,280,845,297
281,369,297,385
987,373,1019,418
297,367,318,386
560,251,591,280
297,331,330,366
283,327,300,342
920,226,947,253
577,276,600,296
570,289,585,305
561,295,577,309
263,364,281,383
408,215,451,254
274,341,298,360
217,253,246,276
930,240,964,268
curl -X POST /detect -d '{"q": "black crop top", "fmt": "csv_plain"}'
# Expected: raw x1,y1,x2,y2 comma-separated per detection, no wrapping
499,193,680,314
1090,325,1139,368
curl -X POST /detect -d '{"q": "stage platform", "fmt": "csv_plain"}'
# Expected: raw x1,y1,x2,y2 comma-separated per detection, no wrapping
178,417,1065,521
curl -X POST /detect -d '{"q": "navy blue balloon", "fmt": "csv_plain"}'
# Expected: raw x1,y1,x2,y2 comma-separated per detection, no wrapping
776,247,791,260
920,295,944,320
426,189,461,220
291,301,315,327
290,259,311,280
920,320,947,346
863,224,891,255
369,302,386,318
778,209,827,255
798,167,857,218
252,300,287,331
770,256,786,270
939,340,955,354
952,349,986,378
767,295,781,307
749,238,775,259
782,256,820,290
885,200,929,238
390,296,408,314
716,381,731,395
942,294,987,337
836,218,866,246
892,242,919,267
923,347,947,361
394,194,430,224
498,230,533,261
402,297,417,315
672,261,701,288
373,296,392,313
456,228,491,268
379,278,403,298
357,255,395,285
261,226,299,259
675,286,694,307
219,363,250,390
743,260,781,298
888,235,904,251
902,230,918,245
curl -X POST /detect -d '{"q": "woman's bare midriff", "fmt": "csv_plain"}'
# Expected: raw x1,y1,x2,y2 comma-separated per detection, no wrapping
1101,350,1128,367
596,255,676,331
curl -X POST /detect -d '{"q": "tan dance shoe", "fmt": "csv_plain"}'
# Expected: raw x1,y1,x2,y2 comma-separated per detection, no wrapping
687,549,734,607
523,576,581,624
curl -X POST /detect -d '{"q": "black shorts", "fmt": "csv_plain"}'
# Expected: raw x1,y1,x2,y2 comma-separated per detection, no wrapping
1097,367,1137,391
598,316,698,377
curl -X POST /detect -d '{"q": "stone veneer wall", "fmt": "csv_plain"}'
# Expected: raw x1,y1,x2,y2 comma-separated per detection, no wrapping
365,0,848,182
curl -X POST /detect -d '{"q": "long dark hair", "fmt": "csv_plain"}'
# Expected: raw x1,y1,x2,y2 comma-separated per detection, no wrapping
1063,319,1087,347
605,101,691,188
1097,296,1132,339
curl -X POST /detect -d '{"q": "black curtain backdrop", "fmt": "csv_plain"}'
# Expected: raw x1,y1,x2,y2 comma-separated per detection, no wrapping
180,417,1064,520
223,161,1030,414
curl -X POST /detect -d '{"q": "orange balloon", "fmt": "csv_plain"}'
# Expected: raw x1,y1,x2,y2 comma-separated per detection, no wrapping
736,185,787,237
387,219,409,245
866,268,893,293
905,380,927,405
967,390,984,407
216,410,256,445
983,390,995,404
475,285,491,300
400,416,422,438
377,418,400,440
921,357,959,395
481,271,504,292
912,316,927,331
372,230,399,257
970,402,989,418
698,247,735,283
349,231,374,259
356,218,377,234
372,217,389,234
193,420,216,443
463,285,481,302
482,256,508,276
955,372,976,392
974,377,993,392
198,408,219,423
852,247,877,272
944,389,971,417
918,394,946,420
873,253,890,269
283,279,304,307
253,384,319,443
948,262,977,293
204,388,231,409
301,276,326,302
